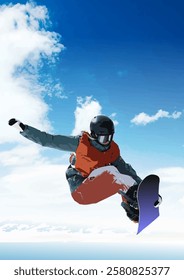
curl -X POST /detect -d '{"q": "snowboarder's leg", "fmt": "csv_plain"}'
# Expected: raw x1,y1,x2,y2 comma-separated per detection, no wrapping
71,166,135,205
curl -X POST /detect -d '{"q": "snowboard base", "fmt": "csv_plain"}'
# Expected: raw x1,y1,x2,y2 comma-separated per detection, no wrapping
137,174,160,234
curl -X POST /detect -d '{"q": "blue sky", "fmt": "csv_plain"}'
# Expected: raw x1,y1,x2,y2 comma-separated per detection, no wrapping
22,0,184,164
0,0,184,259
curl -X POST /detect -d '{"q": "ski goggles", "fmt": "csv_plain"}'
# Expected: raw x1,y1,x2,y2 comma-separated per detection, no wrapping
96,134,113,145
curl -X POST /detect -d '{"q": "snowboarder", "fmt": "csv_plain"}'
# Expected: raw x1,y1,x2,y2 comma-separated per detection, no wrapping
9,115,141,222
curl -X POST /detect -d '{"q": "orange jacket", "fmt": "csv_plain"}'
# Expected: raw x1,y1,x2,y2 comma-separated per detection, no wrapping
75,132,120,177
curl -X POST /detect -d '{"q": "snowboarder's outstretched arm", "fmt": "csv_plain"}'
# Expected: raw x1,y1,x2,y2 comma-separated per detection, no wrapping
8,118,79,152
112,155,142,185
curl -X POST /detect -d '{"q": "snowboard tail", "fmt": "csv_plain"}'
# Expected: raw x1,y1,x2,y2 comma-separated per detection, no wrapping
137,174,160,234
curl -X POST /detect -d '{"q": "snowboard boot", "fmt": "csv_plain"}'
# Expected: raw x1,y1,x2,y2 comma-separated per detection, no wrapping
119,184,139,223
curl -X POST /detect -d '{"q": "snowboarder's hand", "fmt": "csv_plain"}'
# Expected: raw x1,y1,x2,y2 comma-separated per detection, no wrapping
8,118,17,126
8,118,25,132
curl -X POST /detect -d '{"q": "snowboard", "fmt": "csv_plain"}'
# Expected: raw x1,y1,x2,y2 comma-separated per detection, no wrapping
137,174,161,234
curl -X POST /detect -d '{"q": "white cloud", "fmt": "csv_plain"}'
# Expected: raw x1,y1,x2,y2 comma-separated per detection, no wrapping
71,96,119,135
0,2,64,144
0,144,41,167
153,167,184,184
150,166,184,233
131,109,182,126
0,1,69,231
109,113,119,126
0,222,133,243
71,96,102,135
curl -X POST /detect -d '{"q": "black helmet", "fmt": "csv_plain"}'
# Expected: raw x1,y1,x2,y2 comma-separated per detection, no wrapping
90,115,114,145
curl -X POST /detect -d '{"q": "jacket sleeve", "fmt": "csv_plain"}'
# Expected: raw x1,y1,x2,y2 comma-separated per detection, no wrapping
20,125,80,152
112,155,142,184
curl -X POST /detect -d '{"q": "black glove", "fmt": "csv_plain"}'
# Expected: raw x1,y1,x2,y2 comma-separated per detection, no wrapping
8,118,25,131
